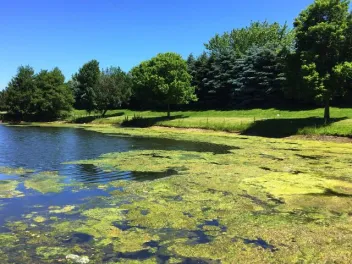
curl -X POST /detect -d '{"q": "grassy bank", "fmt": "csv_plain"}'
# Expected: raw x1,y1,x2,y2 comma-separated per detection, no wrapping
66,107,352,138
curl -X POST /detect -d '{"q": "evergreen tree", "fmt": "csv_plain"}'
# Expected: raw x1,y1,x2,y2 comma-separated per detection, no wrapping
5,66,37,119
233,46,287,106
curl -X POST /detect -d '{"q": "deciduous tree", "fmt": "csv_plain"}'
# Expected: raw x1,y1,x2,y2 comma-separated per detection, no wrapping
72,60,100,114
294,0,352,123
95,67,132,117
131,52,196,117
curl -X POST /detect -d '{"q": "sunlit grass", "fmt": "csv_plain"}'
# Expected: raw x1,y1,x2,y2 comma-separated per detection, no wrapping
66,107,352,137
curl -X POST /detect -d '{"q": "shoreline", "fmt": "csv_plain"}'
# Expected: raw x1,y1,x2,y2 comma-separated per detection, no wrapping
3,121,352,145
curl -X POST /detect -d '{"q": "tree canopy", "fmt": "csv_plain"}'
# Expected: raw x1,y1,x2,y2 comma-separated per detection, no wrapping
294,0,352,123
0,90,7,111
131,52,197,117
205,21,294,56
72,60,100,114
95,67,132,116
4,66,73,120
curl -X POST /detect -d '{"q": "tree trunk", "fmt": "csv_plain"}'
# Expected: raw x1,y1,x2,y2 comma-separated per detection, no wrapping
167,104,171,118
102,109,107,117
324,100,330,125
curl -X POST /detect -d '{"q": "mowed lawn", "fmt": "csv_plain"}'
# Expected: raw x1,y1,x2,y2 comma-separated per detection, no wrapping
68,107,352,138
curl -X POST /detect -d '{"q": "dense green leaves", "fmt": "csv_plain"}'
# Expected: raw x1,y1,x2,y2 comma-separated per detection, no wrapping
72,60,100,113
233,46,287,106
0,90,7,111
5,66,37,118
294,0,352,122
4,66,73,120
205,21,294,56
131,52,197,116
95,67,132,116
34,68,74,119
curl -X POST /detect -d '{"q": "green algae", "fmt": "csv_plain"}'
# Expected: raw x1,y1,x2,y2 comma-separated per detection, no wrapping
2,125,352,262
0,180,23,198
33,216,47,223
49,205,76,214
24,171,65,193
0,166,34,176
62,134,352,262
36,246,70,260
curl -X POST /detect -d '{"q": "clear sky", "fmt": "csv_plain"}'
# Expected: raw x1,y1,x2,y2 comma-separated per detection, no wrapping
0,0,314,90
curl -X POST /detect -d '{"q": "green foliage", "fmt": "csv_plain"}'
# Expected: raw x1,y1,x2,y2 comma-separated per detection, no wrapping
95,67,132,116
33,68,74,119
0,90,7,111
187,52,215,107
5,66,37,118
294,0,352,122
205,21,294,56
203,50,238,107
233,46,287,106
4,66,73,120
72,60,100,114
131,52,197,116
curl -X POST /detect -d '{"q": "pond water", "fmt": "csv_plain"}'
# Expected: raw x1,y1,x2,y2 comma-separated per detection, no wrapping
0,125,230,263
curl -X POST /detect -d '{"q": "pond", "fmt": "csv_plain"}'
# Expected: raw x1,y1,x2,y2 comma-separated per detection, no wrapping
0,125,230,263
1,125,352,263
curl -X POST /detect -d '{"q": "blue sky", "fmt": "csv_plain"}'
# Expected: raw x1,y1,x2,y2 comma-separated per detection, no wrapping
0,0,314,90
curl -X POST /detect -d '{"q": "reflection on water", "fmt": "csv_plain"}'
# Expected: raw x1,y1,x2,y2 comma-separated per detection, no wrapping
0,125,230,184
0,125,233,262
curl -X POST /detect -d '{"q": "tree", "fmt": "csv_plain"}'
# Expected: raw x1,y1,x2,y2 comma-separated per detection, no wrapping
0,90,7,111
5,66,37,118
187,52,215,107
4,66,74,120
204,50,238,107
131,52,197,117
34,68,74,120
72,60,100,114
95,67,132,117
233,46,287,106
205,21,294,57
294,0,352,123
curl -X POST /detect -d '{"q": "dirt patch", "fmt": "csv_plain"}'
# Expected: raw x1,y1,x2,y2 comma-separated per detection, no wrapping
289,135,352,143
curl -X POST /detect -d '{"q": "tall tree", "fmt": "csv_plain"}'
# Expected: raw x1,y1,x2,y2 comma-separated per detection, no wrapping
204,50,238,107
34,68,74,120
72,60,100,114
205,21,294,57
95,67,132,117
294,0,352,123
5,66,37,118
131,52,197,117
187,52,215,107
0,90,7,111
233,46,287,106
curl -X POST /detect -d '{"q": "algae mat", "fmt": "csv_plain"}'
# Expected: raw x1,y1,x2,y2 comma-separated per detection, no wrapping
1,127,352,263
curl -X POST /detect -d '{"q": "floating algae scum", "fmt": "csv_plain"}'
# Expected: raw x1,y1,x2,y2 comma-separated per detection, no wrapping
0,124,352,263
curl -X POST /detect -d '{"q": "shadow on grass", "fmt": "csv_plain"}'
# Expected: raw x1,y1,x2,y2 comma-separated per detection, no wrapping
241,117,347,138
121,115,188,128
72,112,124,124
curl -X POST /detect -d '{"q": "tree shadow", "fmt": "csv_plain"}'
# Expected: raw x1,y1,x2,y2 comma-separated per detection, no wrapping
241,117,347,138
71,112,124,124
121,115,188,128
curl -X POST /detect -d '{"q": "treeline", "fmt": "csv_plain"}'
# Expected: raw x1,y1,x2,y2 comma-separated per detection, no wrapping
1,0,352,123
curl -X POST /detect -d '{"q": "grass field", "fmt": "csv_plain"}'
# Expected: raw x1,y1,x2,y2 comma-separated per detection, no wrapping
67,107,352,138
